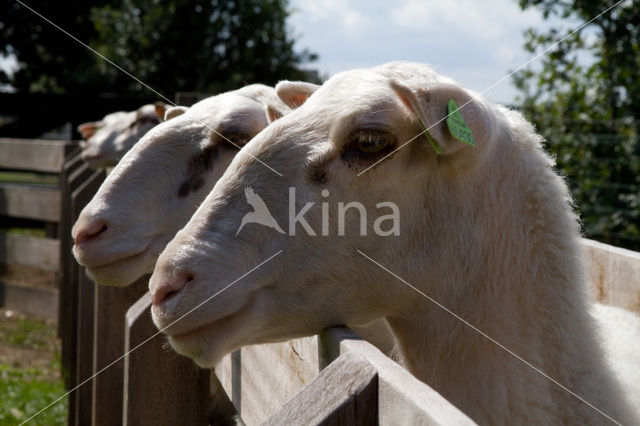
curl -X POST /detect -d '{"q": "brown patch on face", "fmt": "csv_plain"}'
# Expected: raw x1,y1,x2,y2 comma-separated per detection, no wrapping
309,163,327,184
177,145,218,198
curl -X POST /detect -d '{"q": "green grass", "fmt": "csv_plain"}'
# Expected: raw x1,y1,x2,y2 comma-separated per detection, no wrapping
0,361,67,425
1,318,56,348
0,171,58,186
0,314,67,425
0,228,47,238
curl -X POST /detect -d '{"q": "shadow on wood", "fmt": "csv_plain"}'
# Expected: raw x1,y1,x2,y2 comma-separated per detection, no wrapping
123,292,210,425
92,276,148,426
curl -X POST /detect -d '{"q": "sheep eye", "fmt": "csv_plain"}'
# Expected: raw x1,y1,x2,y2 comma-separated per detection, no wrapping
223,133,250,148
351,130,395,156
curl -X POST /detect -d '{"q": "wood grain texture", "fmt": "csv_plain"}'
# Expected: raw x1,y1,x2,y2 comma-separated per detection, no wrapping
0,138,70,172
264,351,378,426
0,183,60,222
123,293,210,426
91,277,148,426
0,232,59,270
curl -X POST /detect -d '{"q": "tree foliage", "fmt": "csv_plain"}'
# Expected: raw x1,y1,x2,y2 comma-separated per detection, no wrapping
0,0,111,93
513,0,640,249
0,0,317,95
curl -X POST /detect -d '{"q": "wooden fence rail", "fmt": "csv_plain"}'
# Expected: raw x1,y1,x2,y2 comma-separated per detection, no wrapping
3,137,640,425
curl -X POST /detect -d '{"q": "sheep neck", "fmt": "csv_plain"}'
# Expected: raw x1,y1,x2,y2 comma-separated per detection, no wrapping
384,132,633,424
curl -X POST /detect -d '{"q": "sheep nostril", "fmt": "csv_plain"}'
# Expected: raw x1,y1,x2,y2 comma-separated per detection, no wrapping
152,273,194,307
73,219,108,245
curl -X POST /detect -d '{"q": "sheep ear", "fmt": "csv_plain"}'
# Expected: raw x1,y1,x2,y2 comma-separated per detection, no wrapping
266,103,288,123
390,80,491,157
164,106,187,121
154,102,168,120
275,81,320,109
77,121,102,139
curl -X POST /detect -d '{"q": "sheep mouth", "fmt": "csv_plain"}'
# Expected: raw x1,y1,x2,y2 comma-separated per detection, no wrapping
163,308,252,368
77,238,160,287
154,289,260,340
74,238,153,270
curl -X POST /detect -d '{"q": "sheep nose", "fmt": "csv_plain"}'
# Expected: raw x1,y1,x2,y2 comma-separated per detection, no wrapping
151,272,194,306
73,218,108,245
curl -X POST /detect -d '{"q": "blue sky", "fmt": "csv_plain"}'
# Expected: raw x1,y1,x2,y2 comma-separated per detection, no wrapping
288,0,552,104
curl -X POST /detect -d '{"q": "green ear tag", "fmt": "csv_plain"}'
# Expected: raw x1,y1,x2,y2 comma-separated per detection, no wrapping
417,117,443,155
446,99,475,147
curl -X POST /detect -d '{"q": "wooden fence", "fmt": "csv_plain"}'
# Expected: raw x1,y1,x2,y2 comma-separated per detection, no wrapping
3,137,640,425
0,137,76,318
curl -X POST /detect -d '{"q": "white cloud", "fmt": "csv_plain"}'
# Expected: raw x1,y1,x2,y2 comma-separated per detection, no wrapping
390,0,541,39
289,0,552,102
292,0,374,36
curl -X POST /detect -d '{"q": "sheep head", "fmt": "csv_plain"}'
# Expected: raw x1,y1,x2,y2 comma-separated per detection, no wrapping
72,85,287,287
78,104,166,168
149,62,502,367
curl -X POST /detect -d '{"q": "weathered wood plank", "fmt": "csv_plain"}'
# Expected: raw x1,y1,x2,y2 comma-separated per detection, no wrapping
57,149,82,339
0,280,58,319
319,327,477,425
123,292,210,426
91,277,148,426
239,338,320,424
0,231,59,271
59,157,91,375
264,351,378,426
0,138,71,172
0,262,57,289
75,269,95,426
582,238,640,312
69,170,104,426
0,183,60,222
58,154,91,426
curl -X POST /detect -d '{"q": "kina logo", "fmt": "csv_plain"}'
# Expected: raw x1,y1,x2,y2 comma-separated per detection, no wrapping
236,187,285,235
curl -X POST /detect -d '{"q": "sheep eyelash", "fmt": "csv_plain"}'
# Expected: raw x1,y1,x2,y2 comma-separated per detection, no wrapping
346,129,397,156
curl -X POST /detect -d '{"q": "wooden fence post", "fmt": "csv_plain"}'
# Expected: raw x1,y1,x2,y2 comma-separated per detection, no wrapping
59,152,86,382
91,276,148,426
70,170,106,426
123,292,210,425
59,156,98,426
57,147,81,339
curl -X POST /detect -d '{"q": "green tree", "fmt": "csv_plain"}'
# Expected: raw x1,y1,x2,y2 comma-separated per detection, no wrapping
90,0,318,94
0,0,317,95
513,0,640,249
0,0,113,93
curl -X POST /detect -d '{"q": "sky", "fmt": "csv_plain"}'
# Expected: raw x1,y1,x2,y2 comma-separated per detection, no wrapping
288,0,552,105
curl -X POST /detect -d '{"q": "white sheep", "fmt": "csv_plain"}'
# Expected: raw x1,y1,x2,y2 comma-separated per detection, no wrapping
149,62,638,424
77,103,166,168
72,84,290,286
